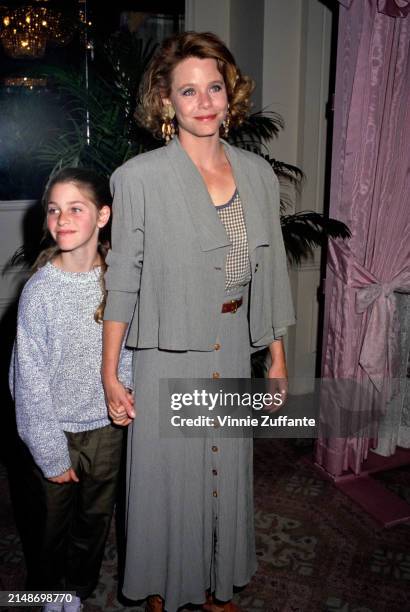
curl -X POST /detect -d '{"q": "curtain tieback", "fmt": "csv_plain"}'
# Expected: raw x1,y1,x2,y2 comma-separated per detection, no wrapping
356,280,398,312
328,240,410,395
356,275,410,394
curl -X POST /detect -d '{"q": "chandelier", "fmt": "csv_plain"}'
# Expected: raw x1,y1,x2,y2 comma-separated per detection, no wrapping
0,1,76,59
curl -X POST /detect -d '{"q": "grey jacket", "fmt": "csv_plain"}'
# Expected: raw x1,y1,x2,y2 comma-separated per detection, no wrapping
104,137,295,351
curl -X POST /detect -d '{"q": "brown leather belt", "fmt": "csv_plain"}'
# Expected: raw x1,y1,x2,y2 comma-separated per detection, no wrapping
221,298,243,313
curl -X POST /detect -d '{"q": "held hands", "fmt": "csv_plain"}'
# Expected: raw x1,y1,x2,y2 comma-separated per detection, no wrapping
48,467,79,484
104,376,135,426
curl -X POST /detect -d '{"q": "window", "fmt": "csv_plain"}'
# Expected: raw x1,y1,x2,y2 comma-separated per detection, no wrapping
0,0,184,199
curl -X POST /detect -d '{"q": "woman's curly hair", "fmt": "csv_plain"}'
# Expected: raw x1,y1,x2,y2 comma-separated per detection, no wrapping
136,31,255,139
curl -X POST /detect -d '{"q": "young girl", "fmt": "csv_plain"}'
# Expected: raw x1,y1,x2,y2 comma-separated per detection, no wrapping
9,168,132,612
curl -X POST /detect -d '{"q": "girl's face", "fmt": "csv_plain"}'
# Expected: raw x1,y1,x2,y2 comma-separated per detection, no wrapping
163,57,229,140
46,182,110,256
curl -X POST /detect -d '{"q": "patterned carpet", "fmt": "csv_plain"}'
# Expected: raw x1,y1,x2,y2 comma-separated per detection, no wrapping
1,438,410,612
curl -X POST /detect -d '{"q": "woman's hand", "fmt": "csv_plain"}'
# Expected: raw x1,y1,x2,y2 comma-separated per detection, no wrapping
48,467,79,484
266,340,288,410
103,376,135,426
267,360,288,380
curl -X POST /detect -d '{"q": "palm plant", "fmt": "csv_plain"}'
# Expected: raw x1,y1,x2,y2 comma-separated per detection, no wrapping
37,34,158,176
228,114,350,262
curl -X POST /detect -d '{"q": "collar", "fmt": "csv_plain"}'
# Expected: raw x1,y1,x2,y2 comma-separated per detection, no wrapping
165,137,270,254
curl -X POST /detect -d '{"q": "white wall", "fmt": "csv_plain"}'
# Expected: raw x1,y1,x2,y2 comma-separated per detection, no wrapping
229,0,264,111
0,201,32,320
263,0,333,388
262,0,303,174
292,1,332,389
185,0,230,42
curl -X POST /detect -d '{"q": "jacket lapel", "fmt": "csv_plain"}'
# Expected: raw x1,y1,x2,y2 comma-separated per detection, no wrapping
165,137,270,255
165,138,231,252
223,142,270,255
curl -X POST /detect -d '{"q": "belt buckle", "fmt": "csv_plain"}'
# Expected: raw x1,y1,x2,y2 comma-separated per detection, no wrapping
231,299,238,314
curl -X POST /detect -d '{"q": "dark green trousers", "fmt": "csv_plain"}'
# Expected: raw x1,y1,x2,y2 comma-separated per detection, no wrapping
25,424,124,600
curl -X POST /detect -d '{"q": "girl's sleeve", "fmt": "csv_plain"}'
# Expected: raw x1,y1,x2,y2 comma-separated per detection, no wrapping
118,344,134,390
104,166,145,323
10,287,71,478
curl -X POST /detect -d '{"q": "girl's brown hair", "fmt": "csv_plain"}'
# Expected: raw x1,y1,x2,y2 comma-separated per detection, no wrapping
33,167,112,323
137,31,254,139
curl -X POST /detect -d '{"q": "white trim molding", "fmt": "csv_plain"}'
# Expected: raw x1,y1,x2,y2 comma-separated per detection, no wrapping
0,200,38,212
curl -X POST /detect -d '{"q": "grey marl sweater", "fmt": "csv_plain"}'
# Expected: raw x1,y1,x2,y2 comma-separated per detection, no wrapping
9,262,132,478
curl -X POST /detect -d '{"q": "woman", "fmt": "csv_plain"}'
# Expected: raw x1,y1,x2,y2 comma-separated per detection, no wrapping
102,31,295,612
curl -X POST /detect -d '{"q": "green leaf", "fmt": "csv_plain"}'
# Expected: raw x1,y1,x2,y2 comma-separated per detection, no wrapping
281,212,351,264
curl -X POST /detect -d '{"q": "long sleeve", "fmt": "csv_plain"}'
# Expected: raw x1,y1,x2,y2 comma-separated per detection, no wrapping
118,343,134,389
11,288,71,478
274,327,287,339
269,172,295,329
104,167,145,323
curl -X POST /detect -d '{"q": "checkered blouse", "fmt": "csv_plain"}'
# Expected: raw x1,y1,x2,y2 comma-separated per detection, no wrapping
216,189,251,291
216,190,286,340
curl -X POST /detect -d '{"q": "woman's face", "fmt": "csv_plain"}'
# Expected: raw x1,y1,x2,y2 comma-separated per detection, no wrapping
164,56,229,140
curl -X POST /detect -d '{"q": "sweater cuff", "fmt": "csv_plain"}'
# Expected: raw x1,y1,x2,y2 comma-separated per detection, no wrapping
41,456,72,479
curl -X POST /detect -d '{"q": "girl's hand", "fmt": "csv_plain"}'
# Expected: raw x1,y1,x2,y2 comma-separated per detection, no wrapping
48,467,79,484
103,377,135,425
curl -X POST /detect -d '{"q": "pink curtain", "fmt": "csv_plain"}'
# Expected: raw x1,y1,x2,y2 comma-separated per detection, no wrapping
316,0,410,476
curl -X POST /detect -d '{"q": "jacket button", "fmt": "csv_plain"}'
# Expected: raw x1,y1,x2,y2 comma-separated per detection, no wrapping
212,445,218,452
214,343,221,351
212,372,220,378
213,491,218,498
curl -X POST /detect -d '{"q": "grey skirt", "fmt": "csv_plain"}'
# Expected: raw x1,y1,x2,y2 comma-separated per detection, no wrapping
122,287,257,611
